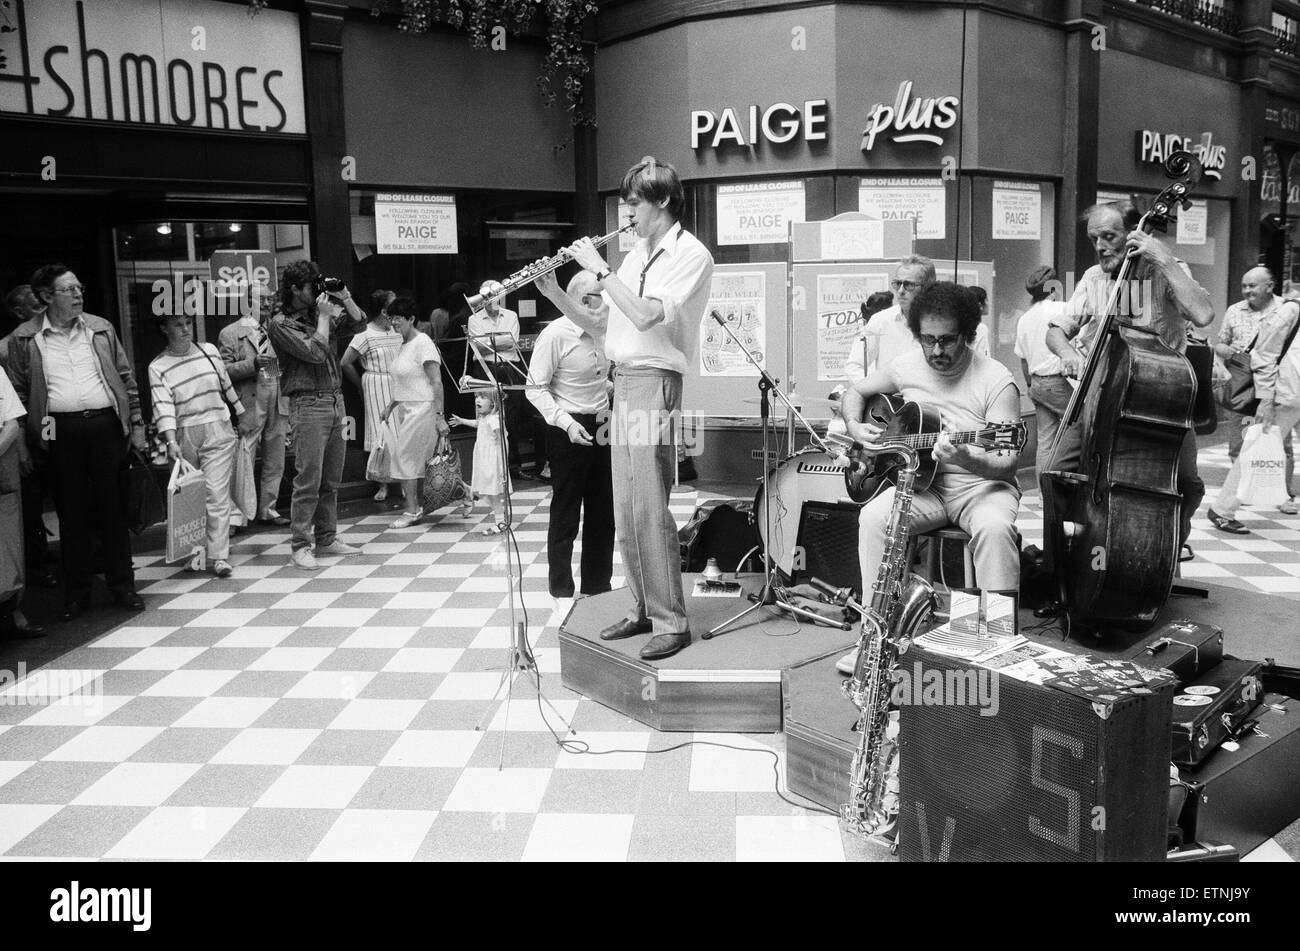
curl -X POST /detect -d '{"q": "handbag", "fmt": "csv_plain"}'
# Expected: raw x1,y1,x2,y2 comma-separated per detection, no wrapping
122,447,165,535
421,446,470,515
1219,311,1300,415
165,458,208,563
365,415,398,483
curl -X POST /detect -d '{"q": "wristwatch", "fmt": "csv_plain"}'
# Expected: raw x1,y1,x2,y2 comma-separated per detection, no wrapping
595,267,611,282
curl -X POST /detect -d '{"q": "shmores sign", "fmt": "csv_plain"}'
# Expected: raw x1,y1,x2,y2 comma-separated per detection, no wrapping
0,0,305,133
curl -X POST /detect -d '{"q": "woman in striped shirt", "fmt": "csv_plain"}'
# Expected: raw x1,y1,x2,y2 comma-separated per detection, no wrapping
149,314,254,577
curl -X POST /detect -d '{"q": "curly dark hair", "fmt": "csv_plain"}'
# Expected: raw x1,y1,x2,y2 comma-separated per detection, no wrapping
906,281,983,343
279,260,321,310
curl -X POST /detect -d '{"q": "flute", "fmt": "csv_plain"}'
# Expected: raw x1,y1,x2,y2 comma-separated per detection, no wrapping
466,224,634,311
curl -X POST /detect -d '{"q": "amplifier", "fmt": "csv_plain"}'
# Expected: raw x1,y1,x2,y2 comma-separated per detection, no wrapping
794,501,862,591
898,646,1176,861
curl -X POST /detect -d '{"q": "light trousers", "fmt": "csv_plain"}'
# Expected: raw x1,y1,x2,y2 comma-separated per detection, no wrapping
1213,402,1300,517
178,418,239,562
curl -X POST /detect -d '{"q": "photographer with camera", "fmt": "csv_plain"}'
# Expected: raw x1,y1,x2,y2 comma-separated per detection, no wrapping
267,261,365,570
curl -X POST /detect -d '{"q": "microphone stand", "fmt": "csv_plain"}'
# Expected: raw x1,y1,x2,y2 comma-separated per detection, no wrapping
705,310,851,639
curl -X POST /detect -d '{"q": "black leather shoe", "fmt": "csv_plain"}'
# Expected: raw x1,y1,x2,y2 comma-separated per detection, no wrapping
111,590,145,611
0,617,46,640
599,617,652,641
61,599,88,622
639,632,691,660
31,570,59,588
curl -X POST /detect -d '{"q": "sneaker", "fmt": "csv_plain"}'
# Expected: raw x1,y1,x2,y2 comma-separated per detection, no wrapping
315,540,361,557
211,560,233,578
291,548,321,571
391,511,423,529
1279,498,1299,515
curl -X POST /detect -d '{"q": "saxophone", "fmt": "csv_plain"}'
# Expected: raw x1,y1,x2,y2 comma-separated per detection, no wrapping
841,444,937,837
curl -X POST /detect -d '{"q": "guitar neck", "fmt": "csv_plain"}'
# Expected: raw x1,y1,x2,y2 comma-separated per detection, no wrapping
891,430,987,450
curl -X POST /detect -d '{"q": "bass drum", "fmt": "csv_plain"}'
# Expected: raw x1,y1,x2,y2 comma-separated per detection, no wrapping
754,449,856,579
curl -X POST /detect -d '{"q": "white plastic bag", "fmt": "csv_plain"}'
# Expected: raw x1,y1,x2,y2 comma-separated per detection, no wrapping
1237,424,1290,507
166,458,207,563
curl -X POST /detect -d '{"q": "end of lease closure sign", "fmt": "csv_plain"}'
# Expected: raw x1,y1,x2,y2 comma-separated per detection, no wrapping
375,194,459,254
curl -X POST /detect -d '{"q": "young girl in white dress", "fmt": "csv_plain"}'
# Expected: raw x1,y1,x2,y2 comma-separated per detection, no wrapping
450,388,511,535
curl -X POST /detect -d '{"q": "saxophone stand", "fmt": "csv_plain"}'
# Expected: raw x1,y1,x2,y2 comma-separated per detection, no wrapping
705,312,850,639
464,338,574,765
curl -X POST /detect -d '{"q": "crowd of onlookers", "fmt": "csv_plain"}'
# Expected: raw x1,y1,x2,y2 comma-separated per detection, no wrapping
0,261,538,638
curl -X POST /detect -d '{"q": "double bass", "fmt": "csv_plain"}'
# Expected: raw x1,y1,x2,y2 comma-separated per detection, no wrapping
1040,151,1203,635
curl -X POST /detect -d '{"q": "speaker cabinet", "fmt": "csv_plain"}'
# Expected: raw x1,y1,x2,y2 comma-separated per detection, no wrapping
898,646,1175,861
794,501,862,590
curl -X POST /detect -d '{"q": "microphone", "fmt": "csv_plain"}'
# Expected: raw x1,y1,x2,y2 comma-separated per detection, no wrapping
809,576,856,606
710,309,726,327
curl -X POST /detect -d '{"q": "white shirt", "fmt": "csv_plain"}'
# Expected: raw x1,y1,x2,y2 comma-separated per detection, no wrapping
467,307,521,362
605,223,715,374
848,304,990,379
37,315,114,413
526,316,610,431
1015,299,1069,377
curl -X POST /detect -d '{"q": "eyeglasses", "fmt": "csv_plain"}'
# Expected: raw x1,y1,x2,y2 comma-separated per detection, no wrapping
54,284,85,296
891,280,921,292
918,333,962,350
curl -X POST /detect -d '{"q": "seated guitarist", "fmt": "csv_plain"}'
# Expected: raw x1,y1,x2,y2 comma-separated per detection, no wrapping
842,282,1023,595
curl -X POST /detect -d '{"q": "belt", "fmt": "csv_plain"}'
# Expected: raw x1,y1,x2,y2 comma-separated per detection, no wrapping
49,407,115,418
613,366,681,379
289,390,340,398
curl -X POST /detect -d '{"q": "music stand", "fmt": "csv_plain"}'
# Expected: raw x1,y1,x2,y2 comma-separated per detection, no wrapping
457,335,574,764
704,311,851,639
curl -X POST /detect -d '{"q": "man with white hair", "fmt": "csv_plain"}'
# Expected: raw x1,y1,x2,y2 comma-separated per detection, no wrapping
1216,266,1284,464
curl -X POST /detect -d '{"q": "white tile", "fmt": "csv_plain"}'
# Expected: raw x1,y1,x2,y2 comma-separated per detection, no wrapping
327,699,424,731
271,592,343,610
345,577,411,593
239,577,311,594
382,591,451,610
1249,576,1300,593
105,806,246,860
381,649,464,674
185,609,267,628
453,577,516,593
255,765,374,809
113,647,206,670
247,647,334,671
1223,538,1290,552
431,672,511,701
285,671,375,700
442,767,552,813
142,669,242,697
690,733,784,793
0,805,62,853
1195,549,1264,565
555,732,649,770
44,726,163,762
340,627,420,649
302,608,378,628
522,813,634,862
467,626,512,649
427,608,495,628
167,591,238,609
380,730,482,768
1242,838,1295,862
532,648,562,675
387,553,442,565
141,578,209,595
173,697,277,728
417,561,477,577
214,627,297,649
735,815,845,862
93,626,181,648
0,761,34,788
358,543,411,555
211,728,321,765
19,695,131,726
222,564,282,578
310,809,439,861
73,762,201,806
486,698,580,733
1176,563,1232,578
318,564,378,579
0,667,104,704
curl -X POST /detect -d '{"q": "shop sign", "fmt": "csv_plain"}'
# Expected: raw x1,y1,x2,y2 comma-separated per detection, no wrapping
1135,130,1227,181
0,0,305,133
690,100,829,149
1175,200,1207,246
991,181,1041,241
858,177,946,240
209,250,277,291
860,81,960,152
375,194,458,254
716,181,806,245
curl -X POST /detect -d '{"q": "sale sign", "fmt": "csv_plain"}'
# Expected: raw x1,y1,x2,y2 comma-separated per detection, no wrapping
716,181,806,245
992,181,1041,240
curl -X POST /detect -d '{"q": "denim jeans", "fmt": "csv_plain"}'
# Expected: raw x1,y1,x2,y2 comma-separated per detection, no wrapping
287,392,346,552
1028,374,1074,475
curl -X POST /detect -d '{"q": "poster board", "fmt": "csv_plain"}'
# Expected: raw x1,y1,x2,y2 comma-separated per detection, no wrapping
790,259,996,416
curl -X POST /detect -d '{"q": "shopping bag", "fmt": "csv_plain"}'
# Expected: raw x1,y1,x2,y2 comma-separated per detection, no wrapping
366,417,397,484
421,447,470,514
1220,351,1259,415
1237,424,1290,507
166,458,207,563
122,447,165,535
230,437,257,523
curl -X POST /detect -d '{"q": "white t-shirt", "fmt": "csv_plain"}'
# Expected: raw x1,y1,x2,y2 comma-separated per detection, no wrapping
1014,299,1069,377
390,333,442,402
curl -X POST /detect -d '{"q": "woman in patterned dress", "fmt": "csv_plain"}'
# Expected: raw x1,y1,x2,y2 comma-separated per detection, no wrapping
341,289,402,500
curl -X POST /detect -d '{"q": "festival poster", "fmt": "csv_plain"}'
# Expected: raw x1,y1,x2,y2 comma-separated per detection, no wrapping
816,273,888,381
700,271,766,376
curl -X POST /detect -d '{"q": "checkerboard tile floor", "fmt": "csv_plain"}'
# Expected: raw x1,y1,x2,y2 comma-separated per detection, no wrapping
0,440,1296,862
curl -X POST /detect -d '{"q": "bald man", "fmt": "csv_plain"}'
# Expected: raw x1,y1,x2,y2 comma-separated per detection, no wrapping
1216,267,1285,463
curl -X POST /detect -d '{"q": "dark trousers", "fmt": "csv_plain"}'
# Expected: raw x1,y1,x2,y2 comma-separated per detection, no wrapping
545,413,614,598
47,411,134,601
504,391,524,468
20,468,50,572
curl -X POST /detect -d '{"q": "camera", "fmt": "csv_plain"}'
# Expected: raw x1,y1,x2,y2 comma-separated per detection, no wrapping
313,276,347,297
